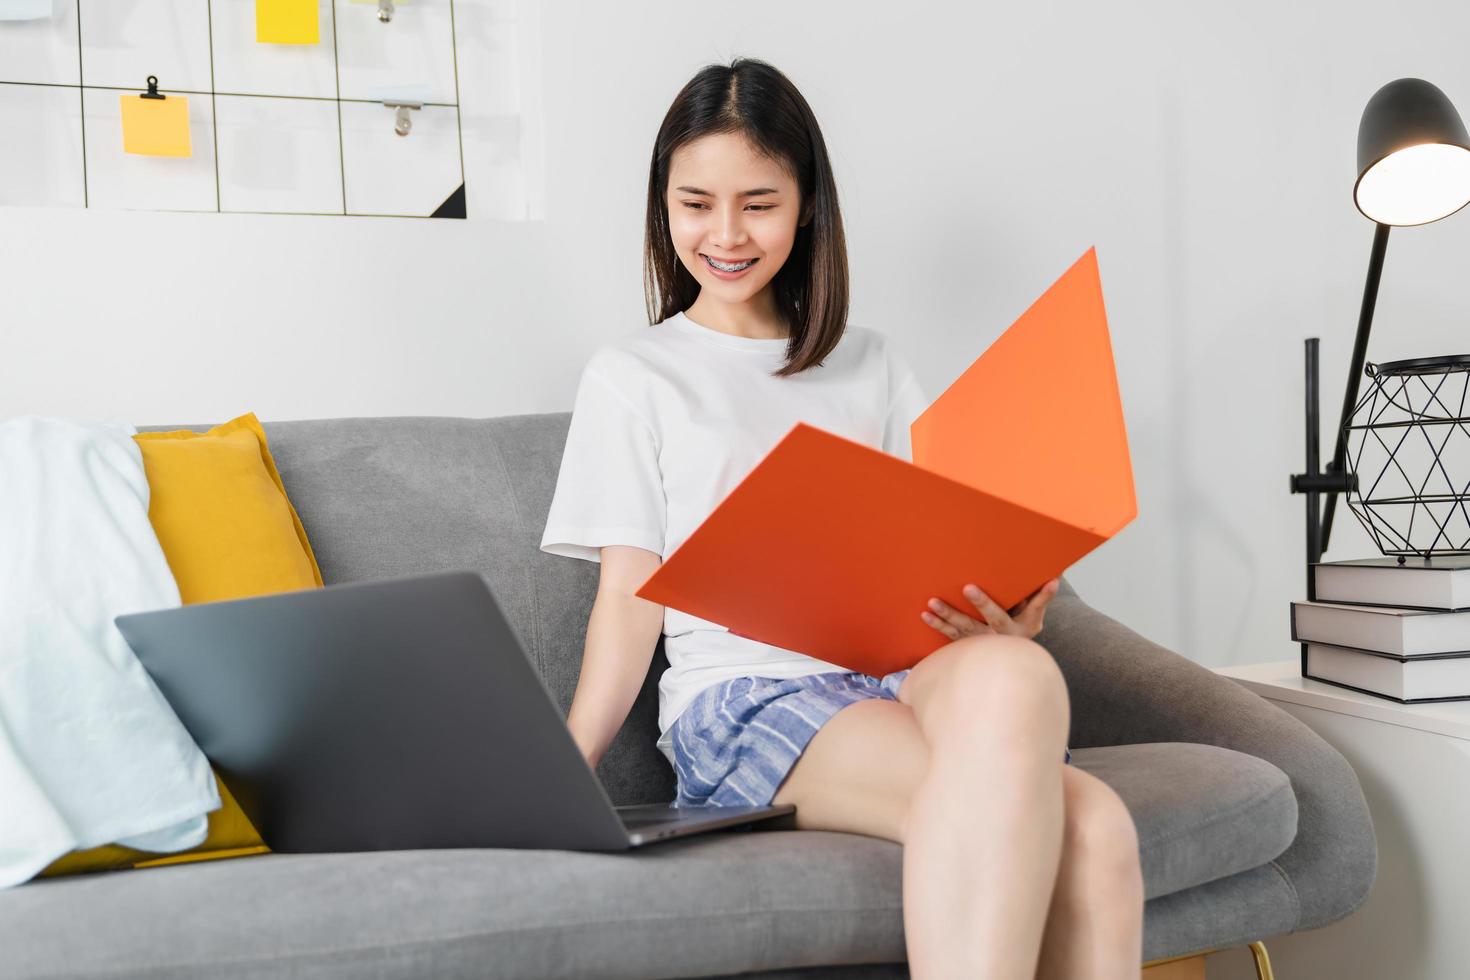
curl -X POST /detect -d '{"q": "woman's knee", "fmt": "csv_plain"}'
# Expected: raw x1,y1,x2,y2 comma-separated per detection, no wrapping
900,635,1070,746
1062,768,1143,895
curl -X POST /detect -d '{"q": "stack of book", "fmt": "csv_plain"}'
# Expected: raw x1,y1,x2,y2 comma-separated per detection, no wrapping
1293,557,1470,702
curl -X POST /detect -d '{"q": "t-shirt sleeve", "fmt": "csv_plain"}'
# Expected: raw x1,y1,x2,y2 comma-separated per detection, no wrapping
539,363,667,564
881,357,928,464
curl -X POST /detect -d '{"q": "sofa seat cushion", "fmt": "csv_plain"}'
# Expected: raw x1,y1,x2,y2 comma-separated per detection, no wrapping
1073,741,1299,900
2,829,906,980
0,742,1297,979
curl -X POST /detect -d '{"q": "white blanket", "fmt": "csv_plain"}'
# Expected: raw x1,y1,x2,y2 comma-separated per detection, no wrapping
0,416,220,888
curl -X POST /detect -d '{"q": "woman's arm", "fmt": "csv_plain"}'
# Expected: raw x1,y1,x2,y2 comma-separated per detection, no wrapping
565,544,665,770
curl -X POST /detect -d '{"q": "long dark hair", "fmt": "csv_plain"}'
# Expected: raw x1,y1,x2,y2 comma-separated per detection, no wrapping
643,57,849,378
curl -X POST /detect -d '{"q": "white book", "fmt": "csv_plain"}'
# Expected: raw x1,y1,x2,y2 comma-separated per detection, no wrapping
1291,601,1470,656
1312,556,1470,610
1305,642,1470,702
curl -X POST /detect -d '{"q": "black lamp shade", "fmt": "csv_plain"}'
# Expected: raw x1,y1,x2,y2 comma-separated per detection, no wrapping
1354,78,1470,226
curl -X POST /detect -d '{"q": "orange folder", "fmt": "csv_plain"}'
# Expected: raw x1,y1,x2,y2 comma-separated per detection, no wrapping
634,247,1136,676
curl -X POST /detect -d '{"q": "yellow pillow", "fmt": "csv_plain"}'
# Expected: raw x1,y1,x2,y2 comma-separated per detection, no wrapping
133,412,323,604
38,412,322,878
37,778,269,877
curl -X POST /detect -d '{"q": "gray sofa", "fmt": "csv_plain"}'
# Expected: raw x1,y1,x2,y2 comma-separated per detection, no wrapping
3,415,1377,979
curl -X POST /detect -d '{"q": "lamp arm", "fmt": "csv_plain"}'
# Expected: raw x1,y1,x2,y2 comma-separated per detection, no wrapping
1320,221,1391,554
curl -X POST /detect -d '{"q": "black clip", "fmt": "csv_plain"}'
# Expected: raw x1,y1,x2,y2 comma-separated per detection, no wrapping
141,75,166,100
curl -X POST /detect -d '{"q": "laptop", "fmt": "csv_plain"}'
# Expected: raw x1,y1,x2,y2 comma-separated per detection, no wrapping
114,570,795,853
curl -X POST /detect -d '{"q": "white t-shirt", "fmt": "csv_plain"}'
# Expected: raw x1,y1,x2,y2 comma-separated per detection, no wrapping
539,310,929,767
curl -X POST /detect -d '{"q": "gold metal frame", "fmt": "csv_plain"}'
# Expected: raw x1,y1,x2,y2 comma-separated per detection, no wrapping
1246,941,1275,980
1142,940,1274,980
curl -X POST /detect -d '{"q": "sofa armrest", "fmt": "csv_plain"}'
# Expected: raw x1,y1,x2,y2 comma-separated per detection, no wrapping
1037,577,1377,932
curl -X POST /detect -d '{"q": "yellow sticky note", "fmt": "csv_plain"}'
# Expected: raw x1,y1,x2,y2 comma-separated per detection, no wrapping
257,0,319,44
120,94,192,158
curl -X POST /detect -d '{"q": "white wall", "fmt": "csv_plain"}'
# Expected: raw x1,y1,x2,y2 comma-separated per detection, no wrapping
5,0,1470,669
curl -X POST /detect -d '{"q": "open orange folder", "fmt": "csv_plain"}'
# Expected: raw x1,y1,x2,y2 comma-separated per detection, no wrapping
634,247,1136,676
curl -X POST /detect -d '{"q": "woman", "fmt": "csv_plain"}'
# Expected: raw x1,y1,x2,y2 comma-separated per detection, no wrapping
538,56,1143,979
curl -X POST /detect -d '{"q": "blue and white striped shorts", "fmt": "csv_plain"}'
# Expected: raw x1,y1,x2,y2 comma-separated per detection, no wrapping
670,670,1073,809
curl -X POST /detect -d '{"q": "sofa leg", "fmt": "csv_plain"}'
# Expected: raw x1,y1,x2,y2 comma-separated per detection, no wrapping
1247,940,1275,980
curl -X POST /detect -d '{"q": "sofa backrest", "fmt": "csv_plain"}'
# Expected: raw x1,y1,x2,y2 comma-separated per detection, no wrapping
139,415,676,806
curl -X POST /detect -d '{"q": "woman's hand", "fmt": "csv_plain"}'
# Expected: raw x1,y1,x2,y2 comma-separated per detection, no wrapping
920,578,1061,641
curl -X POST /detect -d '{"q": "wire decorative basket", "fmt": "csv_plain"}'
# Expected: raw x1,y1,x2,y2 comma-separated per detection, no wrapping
1343,353,1470,559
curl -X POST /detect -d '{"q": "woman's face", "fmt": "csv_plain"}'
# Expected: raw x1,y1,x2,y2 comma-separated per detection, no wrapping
665,131,807,305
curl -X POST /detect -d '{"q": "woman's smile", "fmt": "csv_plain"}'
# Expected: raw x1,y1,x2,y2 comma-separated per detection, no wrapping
700,253,759,278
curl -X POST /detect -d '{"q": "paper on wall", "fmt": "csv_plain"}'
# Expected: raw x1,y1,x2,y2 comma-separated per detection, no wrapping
120,94,192,158
257,0,319,44
0,0,51,22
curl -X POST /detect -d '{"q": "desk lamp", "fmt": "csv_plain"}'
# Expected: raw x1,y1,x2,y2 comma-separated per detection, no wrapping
1290,78,1470,598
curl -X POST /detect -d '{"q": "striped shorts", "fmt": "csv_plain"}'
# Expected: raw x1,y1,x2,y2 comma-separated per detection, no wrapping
670,670,1073,809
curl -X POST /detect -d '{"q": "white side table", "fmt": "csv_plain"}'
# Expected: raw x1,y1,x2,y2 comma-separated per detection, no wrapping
1205,660,1470,980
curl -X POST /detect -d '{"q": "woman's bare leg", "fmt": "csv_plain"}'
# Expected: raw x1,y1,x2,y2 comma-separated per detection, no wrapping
772,634,1072,978
895,636,1070,978
1035,766,1145,980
